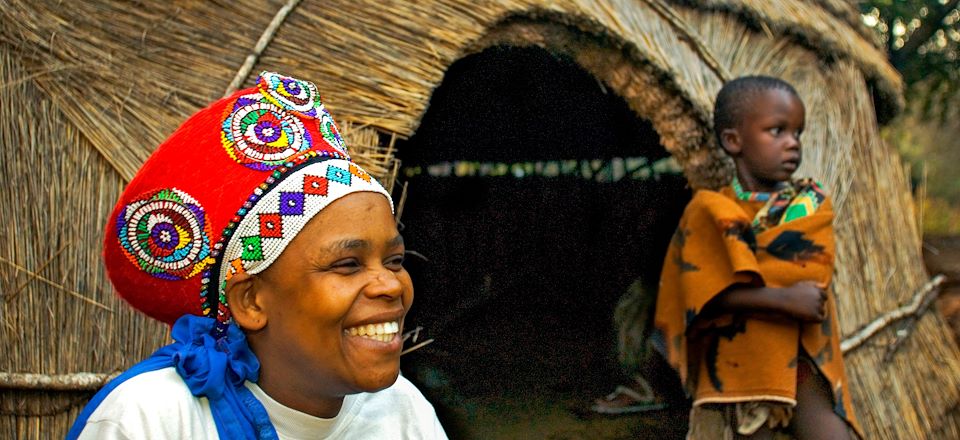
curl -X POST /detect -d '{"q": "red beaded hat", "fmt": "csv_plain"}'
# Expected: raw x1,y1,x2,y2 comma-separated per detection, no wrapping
103,72,392,330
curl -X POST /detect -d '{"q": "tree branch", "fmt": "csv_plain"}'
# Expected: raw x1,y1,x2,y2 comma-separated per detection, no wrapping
0,372,120,391
840,274,946,354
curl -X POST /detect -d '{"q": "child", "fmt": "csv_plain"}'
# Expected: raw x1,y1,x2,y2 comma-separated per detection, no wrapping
68,72,447,439
652,76,863,439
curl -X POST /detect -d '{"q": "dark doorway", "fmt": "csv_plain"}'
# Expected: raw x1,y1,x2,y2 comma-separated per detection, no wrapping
396,46,690,412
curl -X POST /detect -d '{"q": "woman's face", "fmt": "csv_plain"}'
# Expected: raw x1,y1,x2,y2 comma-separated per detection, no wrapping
251,191,413,406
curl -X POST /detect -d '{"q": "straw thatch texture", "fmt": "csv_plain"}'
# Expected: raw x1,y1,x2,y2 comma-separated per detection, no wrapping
808,0,877,40
1,0,957,438
0,0,903,187
675,0,903,120
0,47,170,437
340,122,401,191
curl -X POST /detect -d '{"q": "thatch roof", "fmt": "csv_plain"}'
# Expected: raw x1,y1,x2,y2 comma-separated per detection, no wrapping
1,0,956,438
679,0,903,119
0,0,905,183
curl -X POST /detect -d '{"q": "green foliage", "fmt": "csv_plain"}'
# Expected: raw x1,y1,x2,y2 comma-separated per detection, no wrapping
865,1,960,232
861,0,960,119
885,105,960,199
882,90,960,233
920,197,960,234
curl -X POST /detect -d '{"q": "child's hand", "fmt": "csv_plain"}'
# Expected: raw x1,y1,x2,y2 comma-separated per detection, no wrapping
779,281,827,322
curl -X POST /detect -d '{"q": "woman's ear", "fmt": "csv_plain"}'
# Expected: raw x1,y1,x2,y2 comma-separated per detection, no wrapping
720,128,742,156
225,272,268,331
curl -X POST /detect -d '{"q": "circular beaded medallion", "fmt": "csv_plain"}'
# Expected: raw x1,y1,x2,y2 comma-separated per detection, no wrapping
319,110,347,155
117,188,212,280
221,99,312,170
258,71,321,118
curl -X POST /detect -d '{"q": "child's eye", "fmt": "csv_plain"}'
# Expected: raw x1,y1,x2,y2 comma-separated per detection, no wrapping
769,127,782,136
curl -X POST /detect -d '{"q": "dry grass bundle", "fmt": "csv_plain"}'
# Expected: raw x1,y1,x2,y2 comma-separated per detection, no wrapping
676,0,904,119
807,0,878,41
0,47,169,438
825,62,960,438
0,0,956,438
339,122,401,191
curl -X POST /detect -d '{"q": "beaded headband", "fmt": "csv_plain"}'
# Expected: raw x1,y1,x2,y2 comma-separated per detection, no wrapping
105,72,392,329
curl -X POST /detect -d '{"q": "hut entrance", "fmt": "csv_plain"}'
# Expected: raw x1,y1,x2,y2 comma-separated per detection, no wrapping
397,46,691,401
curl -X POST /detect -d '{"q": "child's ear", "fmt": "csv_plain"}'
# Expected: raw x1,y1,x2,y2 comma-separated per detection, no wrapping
720,128,742,156
225,272,268,331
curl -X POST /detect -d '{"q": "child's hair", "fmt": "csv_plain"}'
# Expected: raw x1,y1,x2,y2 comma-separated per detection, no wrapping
713,75,800,143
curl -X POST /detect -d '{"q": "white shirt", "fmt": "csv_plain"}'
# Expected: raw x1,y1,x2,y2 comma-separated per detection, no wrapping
77,367,447,439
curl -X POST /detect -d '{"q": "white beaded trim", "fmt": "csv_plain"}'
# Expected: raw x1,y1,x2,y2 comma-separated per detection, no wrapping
218,159,392,288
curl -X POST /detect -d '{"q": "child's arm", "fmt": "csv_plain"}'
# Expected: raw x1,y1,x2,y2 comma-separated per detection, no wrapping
700,280,827,322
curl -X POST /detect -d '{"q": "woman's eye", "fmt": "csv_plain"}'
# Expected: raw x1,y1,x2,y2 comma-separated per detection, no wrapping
385,255,405,270
330,259,361,273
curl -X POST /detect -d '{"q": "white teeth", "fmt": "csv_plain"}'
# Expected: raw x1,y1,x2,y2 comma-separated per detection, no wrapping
344,321,400,342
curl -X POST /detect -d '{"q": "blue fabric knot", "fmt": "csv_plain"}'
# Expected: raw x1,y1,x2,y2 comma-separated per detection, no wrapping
168,315,260,399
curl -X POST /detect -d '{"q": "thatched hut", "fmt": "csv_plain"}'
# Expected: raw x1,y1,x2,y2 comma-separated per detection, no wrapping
1,0,958,438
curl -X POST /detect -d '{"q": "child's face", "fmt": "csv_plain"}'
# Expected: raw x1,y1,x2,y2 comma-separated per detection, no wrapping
724,89,805,192
255,191,413,398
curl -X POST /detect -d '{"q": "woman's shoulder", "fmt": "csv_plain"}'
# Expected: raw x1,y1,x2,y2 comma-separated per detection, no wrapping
95,367,198,409
103,367,190,395
77,367,217,439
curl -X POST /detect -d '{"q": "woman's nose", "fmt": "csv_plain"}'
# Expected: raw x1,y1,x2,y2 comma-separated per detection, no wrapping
364,267,404,299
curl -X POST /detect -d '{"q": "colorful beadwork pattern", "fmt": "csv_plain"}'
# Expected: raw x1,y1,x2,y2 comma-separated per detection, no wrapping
258,71,348,158
732,177,781,202
318,110,347,156
217,157,390,280
117,188,213,280
732,177,827,233
220,92,312,171
198,154,392,337
258,71,322,118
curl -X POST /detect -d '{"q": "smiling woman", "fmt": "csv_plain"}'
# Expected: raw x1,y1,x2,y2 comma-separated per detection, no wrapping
65,72,447,440
231,192,414,419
